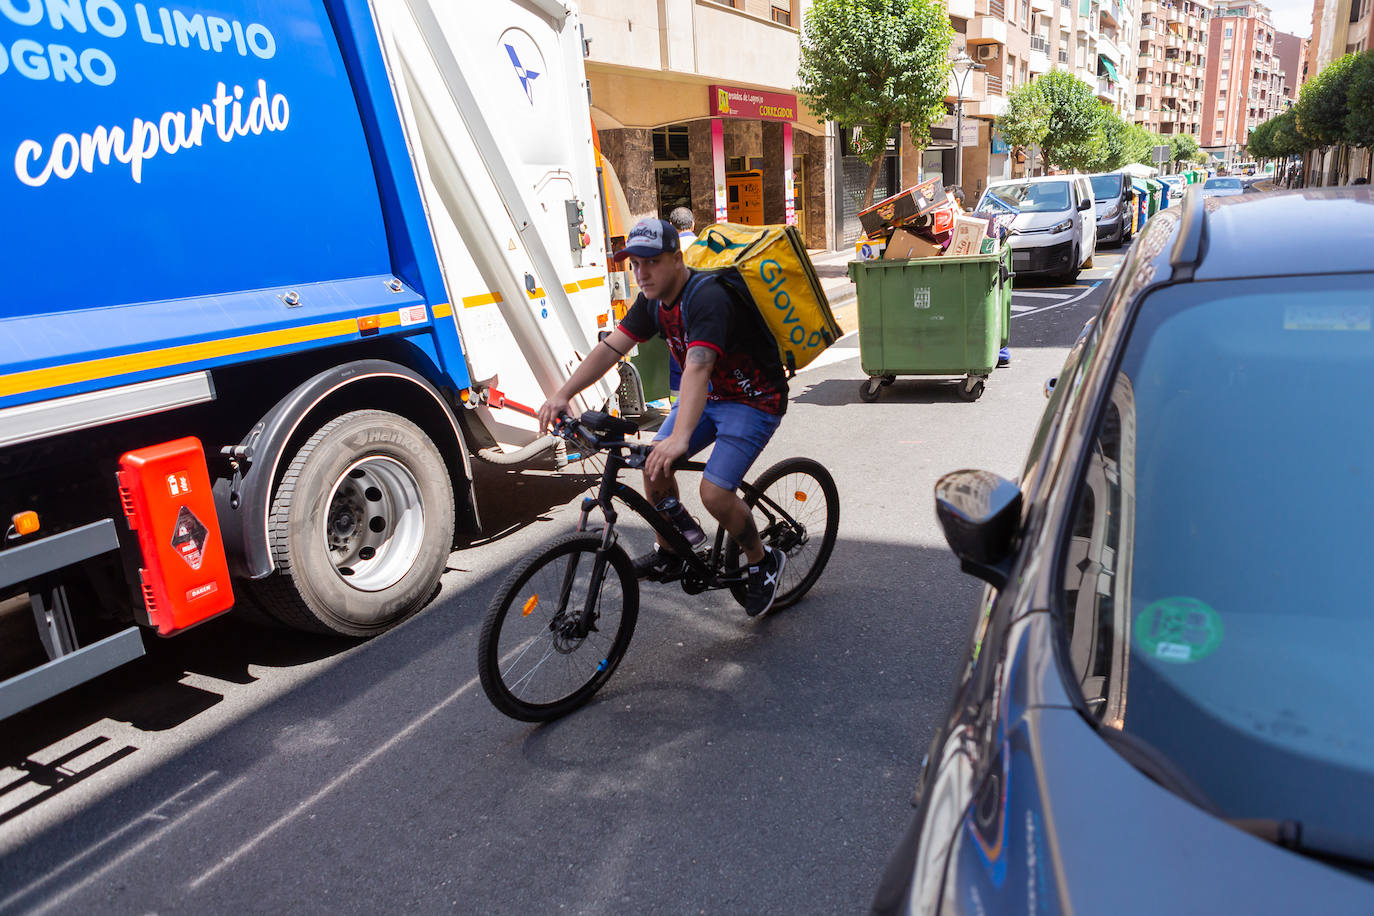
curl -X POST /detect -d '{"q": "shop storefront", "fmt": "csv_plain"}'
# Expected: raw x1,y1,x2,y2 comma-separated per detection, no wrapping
589,73,829,250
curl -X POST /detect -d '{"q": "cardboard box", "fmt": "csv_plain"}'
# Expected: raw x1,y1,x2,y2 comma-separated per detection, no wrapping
858,177,945,236
883,227,945,260
946,215,987,258
854,235,887,261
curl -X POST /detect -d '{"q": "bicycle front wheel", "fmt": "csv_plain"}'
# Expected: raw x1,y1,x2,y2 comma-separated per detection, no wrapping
478,532,639,722
727,457,840,611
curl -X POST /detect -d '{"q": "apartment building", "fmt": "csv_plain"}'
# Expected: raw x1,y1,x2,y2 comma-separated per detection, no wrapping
928,0,1140,195
1272,30,1306,104
1201,1,1288,155
1135,0,1211,138
579,0,830,248
1308,0,1371,78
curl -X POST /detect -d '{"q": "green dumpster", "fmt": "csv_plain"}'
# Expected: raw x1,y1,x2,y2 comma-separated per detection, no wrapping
1145,178,1163,216
847,245,1012,403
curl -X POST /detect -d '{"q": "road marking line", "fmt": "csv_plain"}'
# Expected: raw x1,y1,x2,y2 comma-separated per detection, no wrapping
1011,291,1072,300
186,674,487,890
1010,305,1037,313
1011,282,1102,319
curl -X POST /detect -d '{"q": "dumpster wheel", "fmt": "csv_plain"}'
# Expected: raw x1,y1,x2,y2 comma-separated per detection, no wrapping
957,375,987,402
859,376,894,403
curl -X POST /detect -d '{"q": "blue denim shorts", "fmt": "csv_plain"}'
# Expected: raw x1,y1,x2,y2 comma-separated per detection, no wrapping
654,400,781,491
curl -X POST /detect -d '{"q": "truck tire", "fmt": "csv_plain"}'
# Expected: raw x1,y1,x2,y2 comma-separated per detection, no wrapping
250,410,454,636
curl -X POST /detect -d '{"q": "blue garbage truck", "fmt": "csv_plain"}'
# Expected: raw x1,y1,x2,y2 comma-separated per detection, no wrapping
0,0,625,717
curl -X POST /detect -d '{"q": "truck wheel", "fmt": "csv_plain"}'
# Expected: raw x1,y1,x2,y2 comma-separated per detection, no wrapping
251,410,454,636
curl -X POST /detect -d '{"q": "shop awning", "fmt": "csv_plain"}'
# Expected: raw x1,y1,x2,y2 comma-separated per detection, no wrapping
1099,55,1120,82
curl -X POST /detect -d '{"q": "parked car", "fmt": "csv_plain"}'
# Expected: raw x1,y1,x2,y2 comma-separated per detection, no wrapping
1202,176,1246,198
873,187,1374,915
1158,174,1187,201
1089,172,1132,246
977,175,1096,282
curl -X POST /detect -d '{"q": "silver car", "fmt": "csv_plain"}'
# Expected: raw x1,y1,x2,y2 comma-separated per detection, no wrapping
1202,176,1246,198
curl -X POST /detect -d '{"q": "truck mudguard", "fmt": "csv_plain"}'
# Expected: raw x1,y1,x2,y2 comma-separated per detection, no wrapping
215,359,474,579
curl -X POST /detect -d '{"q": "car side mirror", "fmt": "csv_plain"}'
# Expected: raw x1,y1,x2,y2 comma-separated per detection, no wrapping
934,470,1022,590
1078,199,1092,211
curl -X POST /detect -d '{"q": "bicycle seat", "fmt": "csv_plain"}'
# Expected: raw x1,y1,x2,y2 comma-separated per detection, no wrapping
579,410,639,437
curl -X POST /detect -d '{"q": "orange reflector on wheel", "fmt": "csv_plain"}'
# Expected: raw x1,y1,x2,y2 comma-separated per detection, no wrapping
522,595,540,616
794,491,807,502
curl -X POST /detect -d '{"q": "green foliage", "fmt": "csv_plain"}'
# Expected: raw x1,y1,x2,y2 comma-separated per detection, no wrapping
996,70,1101,171
1345,51,1374,148
1090,104,1131,171
997,80,1049,154
1295,52,1358,147
1124,122,1157,166
1169,133,1200,164
797,0,953,203
1032,70,1103,171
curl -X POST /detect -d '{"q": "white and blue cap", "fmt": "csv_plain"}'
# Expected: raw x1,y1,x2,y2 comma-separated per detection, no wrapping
613,218,682,261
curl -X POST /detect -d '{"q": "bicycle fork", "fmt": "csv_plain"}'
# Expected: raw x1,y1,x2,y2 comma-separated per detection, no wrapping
556,496,619,639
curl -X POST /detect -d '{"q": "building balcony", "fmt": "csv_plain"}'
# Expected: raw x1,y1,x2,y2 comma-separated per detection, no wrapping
1097,78,1118,101
968,14,1008,45
1030,0,1053,11
1099,34,1121,62
948,0,977,20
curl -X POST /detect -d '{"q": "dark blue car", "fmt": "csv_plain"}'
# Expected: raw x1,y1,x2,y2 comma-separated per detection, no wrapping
873,187,1374,914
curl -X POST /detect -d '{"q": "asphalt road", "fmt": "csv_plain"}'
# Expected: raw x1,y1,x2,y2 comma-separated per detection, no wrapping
0,251,1123,915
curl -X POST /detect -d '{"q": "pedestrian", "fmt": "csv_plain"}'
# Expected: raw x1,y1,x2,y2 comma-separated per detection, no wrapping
669,206,697,245
537,217,791,616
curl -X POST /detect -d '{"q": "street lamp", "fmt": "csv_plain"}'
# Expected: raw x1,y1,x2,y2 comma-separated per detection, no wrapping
951,51,984,191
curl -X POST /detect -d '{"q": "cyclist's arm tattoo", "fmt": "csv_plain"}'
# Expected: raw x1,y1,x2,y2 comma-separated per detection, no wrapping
685,346,717,367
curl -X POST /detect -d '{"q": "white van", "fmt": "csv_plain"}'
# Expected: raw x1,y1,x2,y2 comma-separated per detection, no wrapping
976,174,1096,282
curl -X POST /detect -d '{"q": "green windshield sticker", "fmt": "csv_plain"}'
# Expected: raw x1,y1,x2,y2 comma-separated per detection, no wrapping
1135,597,1223,664
1283,305,1371,331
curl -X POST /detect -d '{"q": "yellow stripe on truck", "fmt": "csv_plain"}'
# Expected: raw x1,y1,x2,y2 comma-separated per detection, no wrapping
0,315,395,399
462,292,502,308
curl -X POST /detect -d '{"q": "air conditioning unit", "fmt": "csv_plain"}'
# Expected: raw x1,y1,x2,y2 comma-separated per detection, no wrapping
976,44,1000,61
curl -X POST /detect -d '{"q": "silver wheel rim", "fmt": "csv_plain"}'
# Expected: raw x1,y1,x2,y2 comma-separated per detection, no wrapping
324,456,425,592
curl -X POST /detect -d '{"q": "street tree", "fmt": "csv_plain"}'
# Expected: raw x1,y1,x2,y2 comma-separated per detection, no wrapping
1344,50,1374,149
997,79,1049,161
1296,52,1358,147
1169,133,1200,166
1030,70,1102,171
797,0,953,206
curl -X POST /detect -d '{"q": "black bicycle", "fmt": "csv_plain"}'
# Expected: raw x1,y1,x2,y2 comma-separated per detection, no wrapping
477,410,840,722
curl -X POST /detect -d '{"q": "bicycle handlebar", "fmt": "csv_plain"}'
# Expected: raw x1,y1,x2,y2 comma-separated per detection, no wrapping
553,411,651,465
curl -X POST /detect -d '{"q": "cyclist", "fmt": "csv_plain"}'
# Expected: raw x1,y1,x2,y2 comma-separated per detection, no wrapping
536,217,790,615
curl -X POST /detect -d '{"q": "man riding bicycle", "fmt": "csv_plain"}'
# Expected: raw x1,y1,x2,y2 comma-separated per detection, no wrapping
537,217,790,616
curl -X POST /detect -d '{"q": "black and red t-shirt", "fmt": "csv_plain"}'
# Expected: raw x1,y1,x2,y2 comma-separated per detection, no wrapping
619,271,788,415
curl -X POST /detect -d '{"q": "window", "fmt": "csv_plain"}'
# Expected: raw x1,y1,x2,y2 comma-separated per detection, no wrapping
770,5,791,25
652,125,690,162
1225,25,1233,35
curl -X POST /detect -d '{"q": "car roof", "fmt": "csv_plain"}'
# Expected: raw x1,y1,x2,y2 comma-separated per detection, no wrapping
1160,187,1374,282
986,174,1078,187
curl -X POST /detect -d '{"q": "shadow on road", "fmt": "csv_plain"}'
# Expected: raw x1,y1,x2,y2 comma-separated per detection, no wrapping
0,535,979,914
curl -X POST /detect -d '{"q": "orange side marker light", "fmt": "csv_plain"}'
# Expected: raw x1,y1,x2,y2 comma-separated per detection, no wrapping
794,491,807,502
12,511,39,536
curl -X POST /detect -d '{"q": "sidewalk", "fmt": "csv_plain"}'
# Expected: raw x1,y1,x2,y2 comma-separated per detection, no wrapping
808,247,859,335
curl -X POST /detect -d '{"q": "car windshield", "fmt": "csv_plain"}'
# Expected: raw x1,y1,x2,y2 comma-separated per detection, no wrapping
1205,177,1242,190
1058,273,1374,843
1091,174,1123,199
981,180,1071,213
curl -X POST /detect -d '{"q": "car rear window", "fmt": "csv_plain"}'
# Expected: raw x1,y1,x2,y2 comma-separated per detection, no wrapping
1057,273,1374,840
1205,177,1242,189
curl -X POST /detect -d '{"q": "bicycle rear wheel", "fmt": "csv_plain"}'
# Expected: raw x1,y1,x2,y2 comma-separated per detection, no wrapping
726,457,840,611
478,532,639,722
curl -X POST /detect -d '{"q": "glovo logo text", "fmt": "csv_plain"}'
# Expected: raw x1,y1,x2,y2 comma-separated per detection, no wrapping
759,259,826,350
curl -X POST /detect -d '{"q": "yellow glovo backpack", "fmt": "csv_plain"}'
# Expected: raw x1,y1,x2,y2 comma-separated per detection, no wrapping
683,223,841,376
